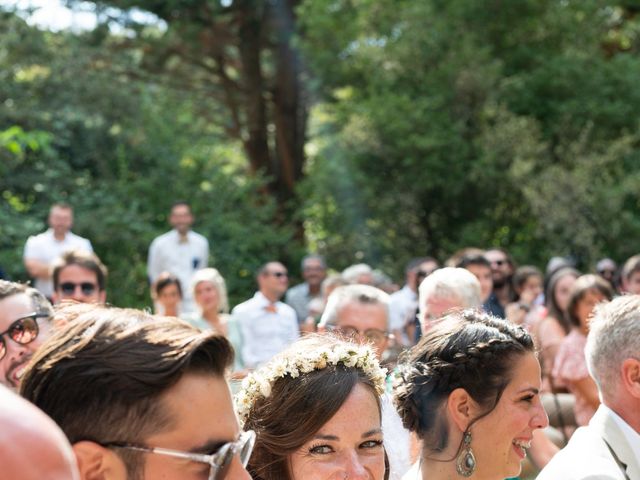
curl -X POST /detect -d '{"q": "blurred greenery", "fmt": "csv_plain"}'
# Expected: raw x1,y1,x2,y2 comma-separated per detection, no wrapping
2,1,640,307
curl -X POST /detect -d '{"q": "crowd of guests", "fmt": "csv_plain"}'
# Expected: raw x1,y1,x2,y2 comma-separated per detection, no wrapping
1,200,639,480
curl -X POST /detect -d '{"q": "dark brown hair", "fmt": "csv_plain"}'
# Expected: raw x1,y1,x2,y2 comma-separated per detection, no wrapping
243,335,385,480
20,303,233,477
154,272,183,298
545,267,580,333
566,274,614,328
512,266,543,298
52,249,108,291
394,310,534,455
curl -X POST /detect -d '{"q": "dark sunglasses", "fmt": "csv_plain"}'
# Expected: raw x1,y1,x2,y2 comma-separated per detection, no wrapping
60,282,97,296
0,312,48,361
267,271,288,278
490,259,506,266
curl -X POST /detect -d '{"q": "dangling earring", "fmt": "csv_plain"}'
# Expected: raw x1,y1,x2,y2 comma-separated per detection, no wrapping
456,430,476,477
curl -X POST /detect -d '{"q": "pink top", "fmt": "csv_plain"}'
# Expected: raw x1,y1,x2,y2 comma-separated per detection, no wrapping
552,329,595,426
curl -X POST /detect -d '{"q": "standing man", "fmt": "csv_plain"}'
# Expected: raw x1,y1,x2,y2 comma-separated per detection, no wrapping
23,203,93,299
0,280,54,390
484,247,516,318
285,254,327,324
21,304,253,480
51,249,108,304
538,295,640,479
148,201,209,314
234,261,299,369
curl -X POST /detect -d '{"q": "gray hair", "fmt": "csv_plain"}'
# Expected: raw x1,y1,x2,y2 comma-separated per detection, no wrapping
586,295,640,399
190,268,229,313
341,263,373,284
301,254,326,270
319,284,390,330
418,267,481,318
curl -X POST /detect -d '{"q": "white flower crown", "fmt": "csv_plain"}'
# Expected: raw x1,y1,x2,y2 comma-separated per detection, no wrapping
235,343,387,423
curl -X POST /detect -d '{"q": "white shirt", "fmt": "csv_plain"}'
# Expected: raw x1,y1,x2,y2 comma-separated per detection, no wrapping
389,285,417,331
604,404,640,461
147,229,209,314
23,229,93,297
233,291,299,369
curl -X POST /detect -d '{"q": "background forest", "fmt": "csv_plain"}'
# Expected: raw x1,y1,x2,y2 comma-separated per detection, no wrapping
2,0,640,307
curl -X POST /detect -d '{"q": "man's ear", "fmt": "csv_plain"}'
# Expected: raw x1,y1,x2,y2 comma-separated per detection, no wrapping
73,441,126,480
621,358,640,399
446,388,477,433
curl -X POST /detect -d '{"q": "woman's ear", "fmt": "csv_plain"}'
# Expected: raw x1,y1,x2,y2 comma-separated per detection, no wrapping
446,388,477,432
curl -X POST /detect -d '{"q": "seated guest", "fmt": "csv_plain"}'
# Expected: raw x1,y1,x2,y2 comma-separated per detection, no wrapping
342,263,375,285
187,267,244,374
0,280,54,390
552,274,613,426
395,310,549,480
152,272,182,317
1,385,79,480
21,304,253,480
233,261,299,369
456,254,494,306
285,254,327,324
236,335,388,480
51,248,108,304
505,265,544,326
538,295,640,479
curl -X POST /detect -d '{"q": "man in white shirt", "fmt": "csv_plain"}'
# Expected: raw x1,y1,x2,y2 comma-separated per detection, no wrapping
147,202,209,314
234,262,299,369
23,203,93,298
537,295,640,480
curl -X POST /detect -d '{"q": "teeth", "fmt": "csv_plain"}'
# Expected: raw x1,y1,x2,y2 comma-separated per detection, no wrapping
513,440,531,449
15,366,26,380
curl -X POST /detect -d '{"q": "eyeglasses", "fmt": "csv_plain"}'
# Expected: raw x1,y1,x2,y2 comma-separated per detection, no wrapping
490,259,506,267
102,430,255,480
266,271,288,278
59,282,97,296
330,325,389,344
0,312,48,361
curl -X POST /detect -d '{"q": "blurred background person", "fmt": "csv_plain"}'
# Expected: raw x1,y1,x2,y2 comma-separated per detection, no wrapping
285,254,327,324
342,262,374,285
51,249,108,304
595,257,618,292
552,274,614,427
152,272,182,317
484,247,516,318
505,265,544,326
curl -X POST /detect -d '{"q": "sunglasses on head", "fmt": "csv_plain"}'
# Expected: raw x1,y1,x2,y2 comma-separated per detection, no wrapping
59,282,97,296
0,312,48,361
100,430,256,480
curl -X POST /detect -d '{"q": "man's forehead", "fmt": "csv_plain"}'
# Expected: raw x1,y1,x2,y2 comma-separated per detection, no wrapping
338,301,388,326
0,293,33,327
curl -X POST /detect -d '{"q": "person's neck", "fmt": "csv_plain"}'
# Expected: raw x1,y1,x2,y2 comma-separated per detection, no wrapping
308,283,321,296
492,283,511,305
605,397,640,433
52,230,67,241
202,308,220,325
164,306,179,317
260,290,280,304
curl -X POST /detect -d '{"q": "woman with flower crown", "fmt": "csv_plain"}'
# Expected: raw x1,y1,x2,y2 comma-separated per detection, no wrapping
394,310,549,480
236,334,389,480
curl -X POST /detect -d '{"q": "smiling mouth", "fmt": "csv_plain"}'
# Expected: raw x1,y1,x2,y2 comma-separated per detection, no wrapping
512,439,531,459
7,359,31,387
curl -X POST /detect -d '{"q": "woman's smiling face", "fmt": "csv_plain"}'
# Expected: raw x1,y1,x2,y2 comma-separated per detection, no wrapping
469,352,549,479
288,383,385,480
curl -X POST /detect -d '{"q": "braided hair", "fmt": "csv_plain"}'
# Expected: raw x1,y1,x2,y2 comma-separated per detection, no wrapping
394,309,534,453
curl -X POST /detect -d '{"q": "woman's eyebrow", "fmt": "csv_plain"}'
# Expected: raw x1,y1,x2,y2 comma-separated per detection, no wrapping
362,428,383,438
516,386,540,395
312,434,339,441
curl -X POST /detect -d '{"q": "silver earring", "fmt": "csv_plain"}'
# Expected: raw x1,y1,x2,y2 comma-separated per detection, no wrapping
456,430,476,477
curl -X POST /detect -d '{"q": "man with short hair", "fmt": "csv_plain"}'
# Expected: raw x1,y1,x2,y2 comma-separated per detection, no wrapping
148,201,209,314
23,203,93,298
484,248,515,318
21,303,253,480
538,295,640,479
52,249,108,304
456,254,497,314
1,385,80,480
0,280,53,390
233,261,299,369
285,254,327,323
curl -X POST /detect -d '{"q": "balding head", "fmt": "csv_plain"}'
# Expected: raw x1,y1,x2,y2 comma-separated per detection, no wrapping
0,385,79,480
